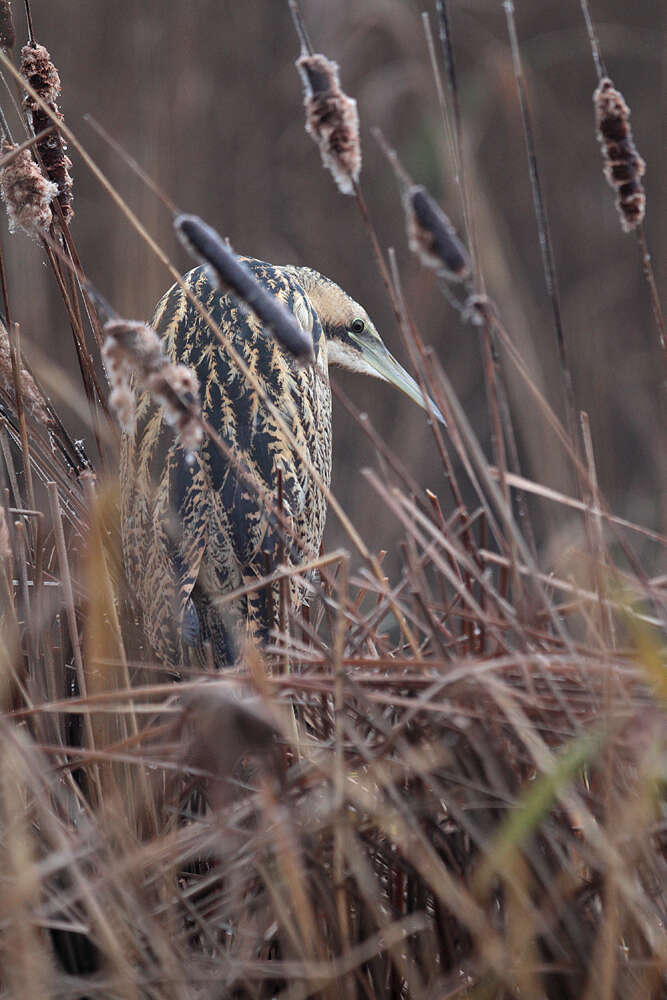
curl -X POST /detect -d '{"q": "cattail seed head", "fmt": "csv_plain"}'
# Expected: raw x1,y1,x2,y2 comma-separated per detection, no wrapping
21,43,61,105
20,43,74,223
108,383,135,432
0,140,57,237
593,77,645,233
0,1,15,49
297,53,361,196
405,185,471,281
145,365,203,454
175,213,314,362
103,318,203,452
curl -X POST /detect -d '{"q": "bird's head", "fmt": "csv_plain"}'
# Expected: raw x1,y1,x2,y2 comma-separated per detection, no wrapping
288,266,445,424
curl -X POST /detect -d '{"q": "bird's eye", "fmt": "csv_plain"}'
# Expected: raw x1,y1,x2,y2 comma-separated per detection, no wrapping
350,318,365,334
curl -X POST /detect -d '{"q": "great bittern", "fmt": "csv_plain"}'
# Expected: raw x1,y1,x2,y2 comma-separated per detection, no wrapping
120,259,439,666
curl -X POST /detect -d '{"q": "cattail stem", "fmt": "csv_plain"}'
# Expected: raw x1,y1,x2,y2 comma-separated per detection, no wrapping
502,0,578,466
287,0,313,56
578,0,607,80
635,224,666,366
22,0,34,46
435,0,477,279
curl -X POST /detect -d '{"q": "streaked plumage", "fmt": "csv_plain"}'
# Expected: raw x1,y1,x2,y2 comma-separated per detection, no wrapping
121,258,440,667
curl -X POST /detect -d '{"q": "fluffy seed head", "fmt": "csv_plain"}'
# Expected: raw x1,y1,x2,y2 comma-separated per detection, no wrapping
108,383,135,432
405,185,471,281
297,53,361,196
594,77,645,233
145,365,203,453
20,43,74,223
20,43,61,105
0,140,57,237
103,319,202,453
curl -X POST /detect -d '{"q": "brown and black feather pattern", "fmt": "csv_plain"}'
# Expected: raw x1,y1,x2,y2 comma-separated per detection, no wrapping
120,260,332,667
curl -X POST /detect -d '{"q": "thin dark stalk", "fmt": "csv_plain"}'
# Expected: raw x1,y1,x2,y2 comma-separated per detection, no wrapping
353,180,404,331
432,9,516,537
287,0,313,57
0,233,11,326
502,0,578,459
23,0,35,46
434,0,476,273
41,239,108,460
421,13,456,182
578,0,607,81
495,372,539,564
636,222,667,367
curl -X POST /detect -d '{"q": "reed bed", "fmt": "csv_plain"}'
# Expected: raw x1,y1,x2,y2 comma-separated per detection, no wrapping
0,2,664,998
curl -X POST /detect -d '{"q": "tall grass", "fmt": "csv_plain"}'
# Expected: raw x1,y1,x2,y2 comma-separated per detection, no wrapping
0,2,665,998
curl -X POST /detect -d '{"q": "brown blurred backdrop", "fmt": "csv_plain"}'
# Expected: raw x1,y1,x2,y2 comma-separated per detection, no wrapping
2,0,665,568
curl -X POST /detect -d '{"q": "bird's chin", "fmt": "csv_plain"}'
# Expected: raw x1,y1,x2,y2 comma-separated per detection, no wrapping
325,337,386,378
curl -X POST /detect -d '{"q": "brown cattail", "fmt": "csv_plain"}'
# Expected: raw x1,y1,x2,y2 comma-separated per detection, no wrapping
0,320,49,422
0,139,56,237
593,77,645,233
145,365,202,455
102,318,203,453
175,213,314,362
296,53,361,196
405,184,471,281
0,1,15,49
20,43,74,223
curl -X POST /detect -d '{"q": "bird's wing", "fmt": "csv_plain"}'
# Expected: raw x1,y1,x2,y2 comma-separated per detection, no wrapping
122,262,327,659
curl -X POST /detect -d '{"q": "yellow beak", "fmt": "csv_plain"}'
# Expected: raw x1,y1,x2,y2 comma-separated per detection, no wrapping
352,333,446,426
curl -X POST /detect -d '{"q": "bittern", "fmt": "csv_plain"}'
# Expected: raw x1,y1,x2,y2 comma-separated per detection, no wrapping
120,259,440,666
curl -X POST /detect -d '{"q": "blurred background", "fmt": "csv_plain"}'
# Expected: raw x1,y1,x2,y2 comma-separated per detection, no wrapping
2,0,664,570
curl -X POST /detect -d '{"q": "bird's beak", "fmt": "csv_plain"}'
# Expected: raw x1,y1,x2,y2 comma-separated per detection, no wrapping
352,333,446,426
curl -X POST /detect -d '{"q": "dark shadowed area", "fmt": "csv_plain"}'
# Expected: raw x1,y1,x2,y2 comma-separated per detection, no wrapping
2,0,664,567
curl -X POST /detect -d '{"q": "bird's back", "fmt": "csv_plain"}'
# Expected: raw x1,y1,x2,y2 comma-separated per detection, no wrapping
120,261,332,667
